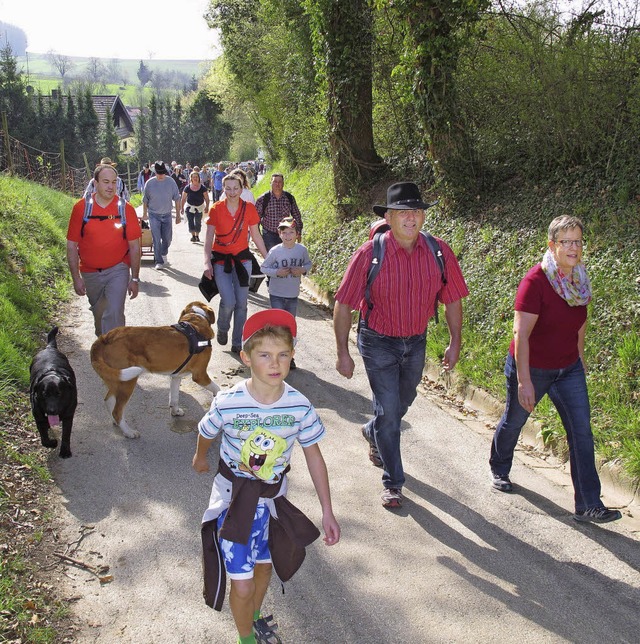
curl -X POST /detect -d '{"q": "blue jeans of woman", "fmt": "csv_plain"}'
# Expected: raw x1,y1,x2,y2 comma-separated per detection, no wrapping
148,212,173,265
490,353,603,512
269,295,298,317
185,207,203,234
214,259,252,347
357,325,427,490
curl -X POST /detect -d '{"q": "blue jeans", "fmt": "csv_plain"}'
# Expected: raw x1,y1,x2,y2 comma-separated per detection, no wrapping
185,207,203,233
214,260,252,347
261,229,282,252
148,212,173,264
269,295,298,317
358,325,427,489
490,353,603,512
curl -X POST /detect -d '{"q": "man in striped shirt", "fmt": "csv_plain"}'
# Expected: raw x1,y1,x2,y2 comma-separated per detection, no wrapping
333,182,469,509
255,173,303,251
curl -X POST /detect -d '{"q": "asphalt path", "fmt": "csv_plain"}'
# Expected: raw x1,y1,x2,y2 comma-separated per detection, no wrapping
50,215,640,643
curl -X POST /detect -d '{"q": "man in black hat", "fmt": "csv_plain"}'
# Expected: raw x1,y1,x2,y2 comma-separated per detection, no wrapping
142,161,182,270
333,182,469,509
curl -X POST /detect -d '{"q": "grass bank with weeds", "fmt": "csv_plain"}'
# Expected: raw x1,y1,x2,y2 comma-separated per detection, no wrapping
0,175,75,642
275,164,640,482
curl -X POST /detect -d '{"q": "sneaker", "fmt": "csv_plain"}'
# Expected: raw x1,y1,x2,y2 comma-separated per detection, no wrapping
231,345,241,354
289,358,297,370
491,472,513,492
253,614,282,644
196,234,200,242
190,235,197,242
216,330,228,345
574,507,622,524
361,425,383,467
154,263,165,270
162,256,171,267
381,487,403,509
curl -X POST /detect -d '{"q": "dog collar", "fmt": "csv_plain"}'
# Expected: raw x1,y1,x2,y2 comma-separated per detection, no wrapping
191,306,208,320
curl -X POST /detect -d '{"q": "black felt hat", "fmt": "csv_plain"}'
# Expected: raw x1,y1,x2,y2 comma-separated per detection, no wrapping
372,182,437,215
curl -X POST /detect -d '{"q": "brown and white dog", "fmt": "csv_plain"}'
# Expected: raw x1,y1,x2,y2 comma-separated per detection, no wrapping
90,302,220,438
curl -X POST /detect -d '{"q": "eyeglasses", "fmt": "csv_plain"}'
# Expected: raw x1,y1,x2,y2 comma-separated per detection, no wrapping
554,239,586,249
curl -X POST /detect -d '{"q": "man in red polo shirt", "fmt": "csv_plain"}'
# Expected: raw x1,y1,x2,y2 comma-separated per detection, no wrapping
67,164,141,336
333,182,469,509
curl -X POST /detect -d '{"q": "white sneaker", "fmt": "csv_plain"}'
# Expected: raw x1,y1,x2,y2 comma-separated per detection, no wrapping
154,263,164,270
162,256,171,267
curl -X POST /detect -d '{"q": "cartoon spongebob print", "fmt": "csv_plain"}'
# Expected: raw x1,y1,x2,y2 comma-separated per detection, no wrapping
239,427,287,480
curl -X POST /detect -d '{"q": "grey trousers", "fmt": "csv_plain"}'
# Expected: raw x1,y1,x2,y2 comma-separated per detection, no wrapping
82,262,130,336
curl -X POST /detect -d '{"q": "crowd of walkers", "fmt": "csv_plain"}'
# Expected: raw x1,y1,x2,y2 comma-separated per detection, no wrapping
66,156,622,644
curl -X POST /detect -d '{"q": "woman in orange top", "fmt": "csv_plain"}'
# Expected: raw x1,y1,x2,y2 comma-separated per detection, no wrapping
204,174,268,353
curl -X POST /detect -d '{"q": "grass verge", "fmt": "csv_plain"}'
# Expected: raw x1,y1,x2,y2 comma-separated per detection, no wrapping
0,175,75,642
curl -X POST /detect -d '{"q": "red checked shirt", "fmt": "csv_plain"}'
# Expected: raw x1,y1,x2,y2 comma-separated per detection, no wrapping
335,231,469,337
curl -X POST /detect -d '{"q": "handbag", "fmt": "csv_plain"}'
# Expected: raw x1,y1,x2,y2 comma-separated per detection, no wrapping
198,272,219,302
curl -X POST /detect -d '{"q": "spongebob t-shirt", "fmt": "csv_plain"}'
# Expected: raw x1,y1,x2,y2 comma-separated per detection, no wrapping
198,380,326,482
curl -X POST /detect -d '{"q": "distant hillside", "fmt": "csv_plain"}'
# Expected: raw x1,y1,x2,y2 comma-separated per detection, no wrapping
14,54,211,108
16,54,207,80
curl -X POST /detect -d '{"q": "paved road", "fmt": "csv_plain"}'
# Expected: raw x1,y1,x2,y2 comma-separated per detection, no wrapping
51,217,640,643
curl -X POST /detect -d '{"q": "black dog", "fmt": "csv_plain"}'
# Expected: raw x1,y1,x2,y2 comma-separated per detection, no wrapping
29,327,77,458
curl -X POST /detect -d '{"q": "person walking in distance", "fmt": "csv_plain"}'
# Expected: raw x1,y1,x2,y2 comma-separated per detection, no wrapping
203,174,268,353
333,182,469,509
181,171,210,243
260,218,312,369
66,164,141,336
142,161,181,270
255,173,303,252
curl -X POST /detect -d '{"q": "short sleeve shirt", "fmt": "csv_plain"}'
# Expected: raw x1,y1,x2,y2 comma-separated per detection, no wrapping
67,197,141,272
509,264,587,369
198,381,326,482
206,199,260,256
335,231,469,337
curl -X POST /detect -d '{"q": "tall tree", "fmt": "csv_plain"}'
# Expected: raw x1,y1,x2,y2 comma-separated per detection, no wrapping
77,89,99,166
137,60,153,87
305,0,384,203
46,50,74,79
374,0,489,188
64,92,81,166
0,43,35,141
98,105,120,161
183,90,233,163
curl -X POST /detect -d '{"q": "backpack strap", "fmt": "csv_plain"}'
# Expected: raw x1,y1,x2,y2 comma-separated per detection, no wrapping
258,191,294,220
363,231,386,327
362,230,446,328
421,232,447,323
81,194,127,240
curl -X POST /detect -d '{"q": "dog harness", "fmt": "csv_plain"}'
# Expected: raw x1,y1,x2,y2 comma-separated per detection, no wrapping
170,321,212,375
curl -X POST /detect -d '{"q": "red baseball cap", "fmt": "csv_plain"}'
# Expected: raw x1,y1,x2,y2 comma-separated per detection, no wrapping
242,309,297,348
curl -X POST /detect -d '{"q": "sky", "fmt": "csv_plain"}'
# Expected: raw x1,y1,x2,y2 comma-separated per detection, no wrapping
0,0,220,60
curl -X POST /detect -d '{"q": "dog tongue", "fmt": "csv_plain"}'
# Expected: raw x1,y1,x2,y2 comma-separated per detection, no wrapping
48,415,60,427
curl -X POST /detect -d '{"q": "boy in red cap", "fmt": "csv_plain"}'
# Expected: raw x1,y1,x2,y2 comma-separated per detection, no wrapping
193,309,340,644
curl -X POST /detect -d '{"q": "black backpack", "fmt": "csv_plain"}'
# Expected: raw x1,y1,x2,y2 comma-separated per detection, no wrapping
258,190,294,218
363,223,447,326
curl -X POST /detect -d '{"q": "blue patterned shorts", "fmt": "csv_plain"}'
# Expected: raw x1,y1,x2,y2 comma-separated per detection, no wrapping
217,504,272,579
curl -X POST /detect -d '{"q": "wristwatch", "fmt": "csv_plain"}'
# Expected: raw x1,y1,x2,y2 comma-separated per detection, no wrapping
130,277,140,283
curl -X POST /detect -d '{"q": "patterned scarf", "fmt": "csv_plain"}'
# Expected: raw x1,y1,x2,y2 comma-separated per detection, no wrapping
541,248,592,306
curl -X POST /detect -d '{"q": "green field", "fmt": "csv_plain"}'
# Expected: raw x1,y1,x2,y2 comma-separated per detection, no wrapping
15,54,211,107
